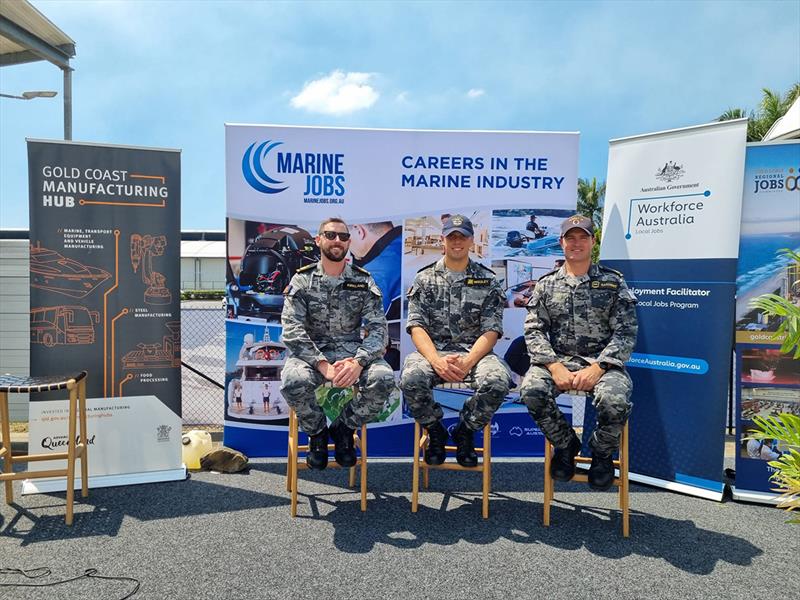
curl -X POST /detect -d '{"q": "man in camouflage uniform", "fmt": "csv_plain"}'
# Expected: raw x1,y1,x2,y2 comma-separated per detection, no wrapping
519,215,637,490
400,215,512,467
280,217,396,470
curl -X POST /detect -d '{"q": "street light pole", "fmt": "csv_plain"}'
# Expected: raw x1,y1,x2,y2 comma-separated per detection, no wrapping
63,68,72,140
0,90,58,100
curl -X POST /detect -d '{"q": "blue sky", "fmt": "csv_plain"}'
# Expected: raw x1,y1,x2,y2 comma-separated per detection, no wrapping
1,0,798,230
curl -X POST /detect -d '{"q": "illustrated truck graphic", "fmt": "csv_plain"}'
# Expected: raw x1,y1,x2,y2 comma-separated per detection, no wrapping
30,305,99,346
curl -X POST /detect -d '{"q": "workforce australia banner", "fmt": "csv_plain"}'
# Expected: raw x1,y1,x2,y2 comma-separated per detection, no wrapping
225,124,579,457
26,139,184,492
732,140,800,504
601,119,747,500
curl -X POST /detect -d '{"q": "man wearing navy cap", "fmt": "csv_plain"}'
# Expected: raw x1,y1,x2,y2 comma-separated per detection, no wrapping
519,215,638,490
400,214,512,467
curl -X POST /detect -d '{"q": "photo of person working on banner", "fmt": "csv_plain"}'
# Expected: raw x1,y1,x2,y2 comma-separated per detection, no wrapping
400,214,512,467
347,220,403,321
280,217,397,470
519,215,638,490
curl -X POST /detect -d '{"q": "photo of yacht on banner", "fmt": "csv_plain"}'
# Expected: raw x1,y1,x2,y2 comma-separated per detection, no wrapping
226,324,289,424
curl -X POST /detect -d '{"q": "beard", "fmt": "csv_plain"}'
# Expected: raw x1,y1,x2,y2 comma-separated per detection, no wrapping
321,245,346,262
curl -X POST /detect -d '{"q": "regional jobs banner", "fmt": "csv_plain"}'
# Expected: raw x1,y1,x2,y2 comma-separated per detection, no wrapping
732,140,800,504
224,124,579,457
26,139,184,493
601,119,748,500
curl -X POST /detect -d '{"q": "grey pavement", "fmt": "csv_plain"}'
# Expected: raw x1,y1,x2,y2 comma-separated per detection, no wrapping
0,458,797,600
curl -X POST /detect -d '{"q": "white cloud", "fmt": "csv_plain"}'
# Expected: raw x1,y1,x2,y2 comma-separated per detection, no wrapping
396,91,410,103
291,71,379,115
467,88,486,99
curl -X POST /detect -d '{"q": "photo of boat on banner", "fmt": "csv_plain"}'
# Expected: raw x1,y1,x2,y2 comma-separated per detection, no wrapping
491,208,574,258
224,321,290,423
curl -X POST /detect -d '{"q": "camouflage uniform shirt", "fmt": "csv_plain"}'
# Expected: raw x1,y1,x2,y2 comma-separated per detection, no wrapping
281,262,387,366
525,263,637,368
406,257,505,348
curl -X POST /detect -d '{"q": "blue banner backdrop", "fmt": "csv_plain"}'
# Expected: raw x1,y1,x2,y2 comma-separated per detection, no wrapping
601,119,748,500
732,140,800,503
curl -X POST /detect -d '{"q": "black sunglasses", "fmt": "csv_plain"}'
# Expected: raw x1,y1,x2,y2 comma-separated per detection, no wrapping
320,231,351,241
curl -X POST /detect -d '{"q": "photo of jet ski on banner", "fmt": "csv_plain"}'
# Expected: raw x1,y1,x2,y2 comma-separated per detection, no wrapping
491,209,573,258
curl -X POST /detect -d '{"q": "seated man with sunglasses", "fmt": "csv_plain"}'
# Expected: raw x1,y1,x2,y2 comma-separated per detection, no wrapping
280,217,397,469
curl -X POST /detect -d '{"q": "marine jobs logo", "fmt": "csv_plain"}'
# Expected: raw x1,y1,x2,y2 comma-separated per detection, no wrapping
242,140,289,194
242,140,347,204
752,166,799,194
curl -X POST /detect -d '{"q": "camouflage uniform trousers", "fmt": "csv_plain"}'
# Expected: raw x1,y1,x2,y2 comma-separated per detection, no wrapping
518,358,632,456
280,353,396,435
400,351,512,431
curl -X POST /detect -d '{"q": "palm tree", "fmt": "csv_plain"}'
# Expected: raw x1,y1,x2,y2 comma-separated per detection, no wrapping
577,177,606,227
719,84,800,141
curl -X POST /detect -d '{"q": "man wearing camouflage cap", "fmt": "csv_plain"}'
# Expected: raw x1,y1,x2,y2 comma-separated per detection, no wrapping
519,215,637,490
280,217,396,470
400,214,512,467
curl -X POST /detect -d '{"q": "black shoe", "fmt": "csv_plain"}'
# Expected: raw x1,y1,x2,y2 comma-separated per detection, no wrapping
306,426,329,470
588,453,615,491
424,421,448,466
330,418,357,468
452,420,478,468
550,435,581,481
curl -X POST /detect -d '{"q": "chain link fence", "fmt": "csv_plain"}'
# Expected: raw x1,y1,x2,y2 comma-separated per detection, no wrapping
181,300,226,429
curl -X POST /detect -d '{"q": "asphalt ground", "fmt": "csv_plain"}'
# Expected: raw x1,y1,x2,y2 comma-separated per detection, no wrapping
0,457,797,600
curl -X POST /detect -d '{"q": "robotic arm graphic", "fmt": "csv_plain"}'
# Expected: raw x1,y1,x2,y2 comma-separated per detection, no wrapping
131,234,172,305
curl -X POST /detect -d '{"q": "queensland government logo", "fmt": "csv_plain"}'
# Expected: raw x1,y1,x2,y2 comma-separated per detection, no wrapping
655,161,685,183
157,424,172,442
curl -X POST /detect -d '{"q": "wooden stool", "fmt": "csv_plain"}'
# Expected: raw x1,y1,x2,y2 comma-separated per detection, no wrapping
0,371,89,525
412,421,492,518
543,393,629,537
285,401,367,518
411,382,492,519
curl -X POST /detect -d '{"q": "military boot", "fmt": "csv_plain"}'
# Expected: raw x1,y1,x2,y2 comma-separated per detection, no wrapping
451,420,478,468
550,434,581,481
306,426,329,470
588,452,615,491
424,421,448,466
329,417,357,468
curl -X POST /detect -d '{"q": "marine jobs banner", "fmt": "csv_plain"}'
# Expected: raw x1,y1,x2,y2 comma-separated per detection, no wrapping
732,141,800,504
601,119,747,500
224,124,579,457
26,139,184,492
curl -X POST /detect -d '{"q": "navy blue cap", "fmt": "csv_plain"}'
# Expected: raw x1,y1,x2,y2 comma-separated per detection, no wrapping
442,214,474,237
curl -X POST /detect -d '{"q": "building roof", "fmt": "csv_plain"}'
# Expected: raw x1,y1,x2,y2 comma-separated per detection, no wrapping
181,240,226,259
0,0,75,68
764,97,800,141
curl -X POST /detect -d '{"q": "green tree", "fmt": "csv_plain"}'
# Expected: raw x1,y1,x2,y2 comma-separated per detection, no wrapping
745,414,800,523
745,249,800,522
577,177,606,227
719,84,800,141
577,177,606,263
750,248,800,359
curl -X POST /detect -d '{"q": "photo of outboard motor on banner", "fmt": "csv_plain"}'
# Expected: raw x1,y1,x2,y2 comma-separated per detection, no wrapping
226,225,319,321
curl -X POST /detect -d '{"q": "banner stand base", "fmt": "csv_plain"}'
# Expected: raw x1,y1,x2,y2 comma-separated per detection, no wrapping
628,471,725,501
21,466,187,495
731,487,782,505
